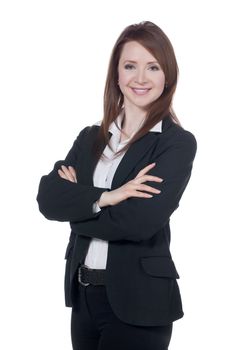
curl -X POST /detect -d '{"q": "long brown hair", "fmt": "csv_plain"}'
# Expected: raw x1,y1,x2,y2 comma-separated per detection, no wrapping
92,21,181,161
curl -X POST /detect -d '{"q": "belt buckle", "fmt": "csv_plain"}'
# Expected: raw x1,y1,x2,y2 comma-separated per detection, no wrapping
78,266,90,287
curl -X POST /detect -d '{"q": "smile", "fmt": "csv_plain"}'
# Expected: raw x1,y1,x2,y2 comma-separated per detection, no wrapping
131,88,151,96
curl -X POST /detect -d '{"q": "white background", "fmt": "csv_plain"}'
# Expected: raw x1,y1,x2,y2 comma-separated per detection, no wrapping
1,0,232,349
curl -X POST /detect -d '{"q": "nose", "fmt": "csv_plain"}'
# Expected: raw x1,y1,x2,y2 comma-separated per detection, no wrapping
134,68,147,85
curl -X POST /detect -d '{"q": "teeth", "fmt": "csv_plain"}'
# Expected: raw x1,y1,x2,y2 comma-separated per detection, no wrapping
132,88,150,95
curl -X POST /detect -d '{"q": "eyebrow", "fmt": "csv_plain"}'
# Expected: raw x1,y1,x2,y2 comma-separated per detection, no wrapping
123,60,159,64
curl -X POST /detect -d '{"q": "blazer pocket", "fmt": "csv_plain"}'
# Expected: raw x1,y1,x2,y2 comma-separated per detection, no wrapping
140,256,180,279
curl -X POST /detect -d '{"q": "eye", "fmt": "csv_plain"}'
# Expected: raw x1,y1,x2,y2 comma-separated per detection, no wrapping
124,64,135,70
149,65,160,71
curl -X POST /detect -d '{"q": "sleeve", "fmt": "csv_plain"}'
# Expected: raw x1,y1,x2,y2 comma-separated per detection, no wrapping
70,131,197,242
92,200,102,214
36,126,110,222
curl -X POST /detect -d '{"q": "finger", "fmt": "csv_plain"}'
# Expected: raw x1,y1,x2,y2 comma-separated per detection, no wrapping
131,175,163,186
59,167,76,182
135,163,156,178
58,169,69,180
61,165,75,182
67,168,76,182
68,166,77,182
137,184,161,194
141,175,163,183
130,190,154,198
68,167,77,182
127,181,161,194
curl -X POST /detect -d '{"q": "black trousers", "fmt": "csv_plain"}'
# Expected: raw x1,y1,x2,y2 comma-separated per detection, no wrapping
71,282,173,350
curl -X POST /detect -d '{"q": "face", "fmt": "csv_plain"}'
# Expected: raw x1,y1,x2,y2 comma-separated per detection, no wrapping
118,41,166,110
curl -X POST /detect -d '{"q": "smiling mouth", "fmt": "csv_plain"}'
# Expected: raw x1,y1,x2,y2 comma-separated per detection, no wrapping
131,87,151,96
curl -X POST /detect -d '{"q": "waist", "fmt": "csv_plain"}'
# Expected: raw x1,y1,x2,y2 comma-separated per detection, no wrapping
78,264,106,286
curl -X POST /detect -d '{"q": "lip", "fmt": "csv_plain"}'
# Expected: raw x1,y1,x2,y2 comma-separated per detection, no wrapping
131,87,151,96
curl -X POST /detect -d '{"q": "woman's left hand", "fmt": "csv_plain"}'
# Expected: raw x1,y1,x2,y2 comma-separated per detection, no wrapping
58,165,77,183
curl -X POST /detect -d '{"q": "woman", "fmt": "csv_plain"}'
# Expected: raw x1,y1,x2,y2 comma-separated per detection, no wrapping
37,21,197,350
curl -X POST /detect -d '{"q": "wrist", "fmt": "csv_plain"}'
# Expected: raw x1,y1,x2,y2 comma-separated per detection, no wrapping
97,191,111,208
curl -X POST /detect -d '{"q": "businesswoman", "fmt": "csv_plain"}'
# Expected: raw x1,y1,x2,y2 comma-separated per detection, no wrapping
37,21,197,350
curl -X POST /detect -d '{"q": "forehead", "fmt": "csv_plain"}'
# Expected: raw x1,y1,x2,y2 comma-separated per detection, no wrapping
119,41,158,62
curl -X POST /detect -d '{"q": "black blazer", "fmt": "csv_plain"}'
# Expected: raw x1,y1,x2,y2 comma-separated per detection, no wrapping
36,115,197,327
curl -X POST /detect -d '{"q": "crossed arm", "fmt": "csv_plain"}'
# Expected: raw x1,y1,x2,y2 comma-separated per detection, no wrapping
37,126,197,242
36,126,109,222
69,131,197,242
57,164,104,213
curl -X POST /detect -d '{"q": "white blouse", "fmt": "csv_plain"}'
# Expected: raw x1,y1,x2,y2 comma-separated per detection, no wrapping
84,110,162,269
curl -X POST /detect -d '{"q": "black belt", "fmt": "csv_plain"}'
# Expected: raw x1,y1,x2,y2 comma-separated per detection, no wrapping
78,264,106,286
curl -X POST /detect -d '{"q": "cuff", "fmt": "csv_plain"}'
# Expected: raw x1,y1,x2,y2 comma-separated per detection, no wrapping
92,200,102,213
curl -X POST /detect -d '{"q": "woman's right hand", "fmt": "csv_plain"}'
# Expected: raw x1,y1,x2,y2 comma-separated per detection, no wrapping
98,162,163,207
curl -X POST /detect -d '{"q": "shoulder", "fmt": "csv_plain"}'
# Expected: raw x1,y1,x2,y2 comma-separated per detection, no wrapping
72,122,101,147
167,120,197,148
78,119,102,136
75,125,92,141
158,118,197,160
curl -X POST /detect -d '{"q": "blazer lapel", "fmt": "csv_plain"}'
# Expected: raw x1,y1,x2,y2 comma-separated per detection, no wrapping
110,133,158,189
111,115,174,189
82,115,173,189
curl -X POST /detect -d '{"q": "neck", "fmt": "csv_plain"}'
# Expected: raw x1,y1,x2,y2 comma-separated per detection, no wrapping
121,104,147,136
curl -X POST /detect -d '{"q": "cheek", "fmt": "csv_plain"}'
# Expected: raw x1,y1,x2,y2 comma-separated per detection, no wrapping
118,66,133,86
153,72,166,89
118,72,129,86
